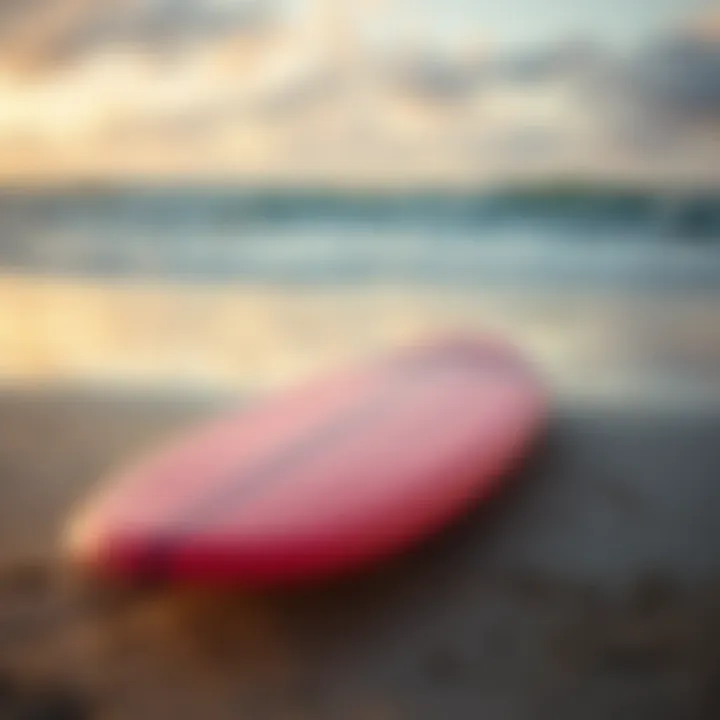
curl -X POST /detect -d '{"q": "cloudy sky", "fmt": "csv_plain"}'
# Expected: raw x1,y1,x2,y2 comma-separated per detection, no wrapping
0,0,718,185
358,0,708,46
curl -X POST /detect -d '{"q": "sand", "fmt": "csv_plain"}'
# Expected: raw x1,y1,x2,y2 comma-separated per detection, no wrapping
0,392,719,719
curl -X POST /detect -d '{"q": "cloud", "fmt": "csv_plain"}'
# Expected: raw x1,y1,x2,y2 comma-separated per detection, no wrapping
386,49,485,102
0,0,276,71
585,19,720,171
627,34,720,124
0,1,718,184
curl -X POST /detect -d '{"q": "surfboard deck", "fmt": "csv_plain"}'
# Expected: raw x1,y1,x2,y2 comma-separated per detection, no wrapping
65,335,546,587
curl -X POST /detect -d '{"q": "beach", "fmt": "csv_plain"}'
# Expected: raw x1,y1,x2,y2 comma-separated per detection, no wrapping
1,186,719,717
0,393,719,719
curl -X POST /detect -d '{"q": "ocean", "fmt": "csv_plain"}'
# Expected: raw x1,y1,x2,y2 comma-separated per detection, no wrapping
1,185,719,400
1,186,720,286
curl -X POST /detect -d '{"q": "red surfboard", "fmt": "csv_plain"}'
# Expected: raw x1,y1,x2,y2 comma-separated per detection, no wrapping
65,335,546,587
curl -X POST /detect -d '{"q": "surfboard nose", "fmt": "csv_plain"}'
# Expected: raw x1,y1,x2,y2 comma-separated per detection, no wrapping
65,509,151,581
63,527,93,583
65,503,103,567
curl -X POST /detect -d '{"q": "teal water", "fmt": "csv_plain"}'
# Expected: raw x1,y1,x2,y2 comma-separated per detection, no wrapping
1,185,720,287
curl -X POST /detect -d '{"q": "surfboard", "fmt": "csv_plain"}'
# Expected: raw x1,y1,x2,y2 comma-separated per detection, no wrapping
65,335,546,586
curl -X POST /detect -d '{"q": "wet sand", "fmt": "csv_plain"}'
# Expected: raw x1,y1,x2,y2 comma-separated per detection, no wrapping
0,392,719,719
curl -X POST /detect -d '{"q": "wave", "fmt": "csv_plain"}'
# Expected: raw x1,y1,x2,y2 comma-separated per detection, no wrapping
1,183,719,287
0,183,719,239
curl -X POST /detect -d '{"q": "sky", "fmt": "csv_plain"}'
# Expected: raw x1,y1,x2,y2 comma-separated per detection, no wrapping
398,0,711,47
276,0,714,50
0,0,718,185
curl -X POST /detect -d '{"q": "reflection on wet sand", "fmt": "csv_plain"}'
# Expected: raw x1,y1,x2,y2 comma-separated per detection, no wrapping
1,273,719,404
